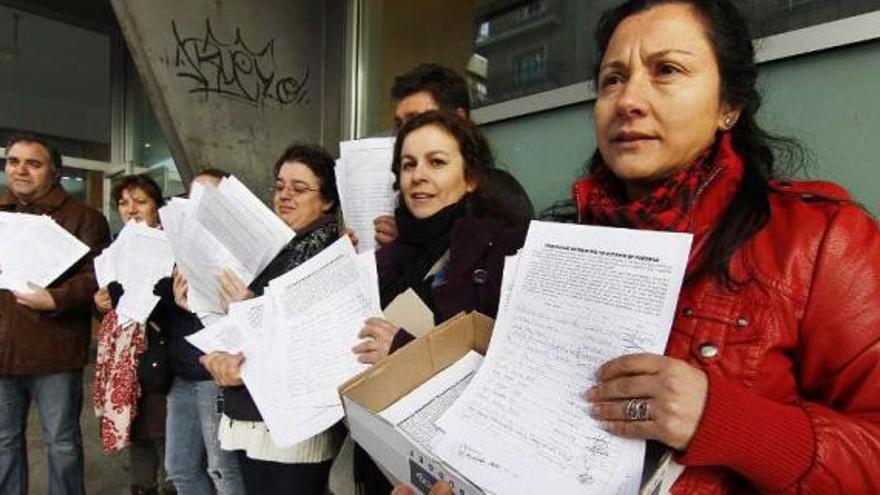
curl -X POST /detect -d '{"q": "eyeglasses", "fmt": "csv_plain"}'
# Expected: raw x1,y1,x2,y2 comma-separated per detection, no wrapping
272,182,320,197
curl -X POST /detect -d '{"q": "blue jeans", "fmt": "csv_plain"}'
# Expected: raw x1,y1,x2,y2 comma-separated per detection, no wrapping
165,377,244,495
0,371,85,495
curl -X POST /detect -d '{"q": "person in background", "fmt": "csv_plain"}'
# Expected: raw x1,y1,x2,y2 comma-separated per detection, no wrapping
93,174,175,495
163,168,246,495
352,111,528,494
369,63,534,247
0,134,110,495
576,1,880,493
197,146,344,494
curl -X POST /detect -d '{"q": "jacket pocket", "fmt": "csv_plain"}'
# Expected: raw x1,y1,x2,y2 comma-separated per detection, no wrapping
671,293,768,387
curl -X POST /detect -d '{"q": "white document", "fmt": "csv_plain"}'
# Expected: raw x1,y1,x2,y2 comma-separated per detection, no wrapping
114,222,175,324
380,350,484,453
160,177,293,320
0,213,90,293
265,238,377,408
337,137,398,253
233,237,381,448
195,176,294,276
185,295,274,355
435,221,693,495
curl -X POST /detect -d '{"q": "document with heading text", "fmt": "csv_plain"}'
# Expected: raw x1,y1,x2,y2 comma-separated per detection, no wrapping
435,221,692,495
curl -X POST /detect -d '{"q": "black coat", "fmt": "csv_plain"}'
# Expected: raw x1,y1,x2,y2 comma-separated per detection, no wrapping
378,215,527,351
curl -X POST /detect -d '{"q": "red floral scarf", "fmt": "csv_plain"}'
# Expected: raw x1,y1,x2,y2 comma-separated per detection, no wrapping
93,311,147,453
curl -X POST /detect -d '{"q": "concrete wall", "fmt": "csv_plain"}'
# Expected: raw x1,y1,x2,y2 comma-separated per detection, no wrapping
112,0,344,201
483,39,880,216
0,5,110,144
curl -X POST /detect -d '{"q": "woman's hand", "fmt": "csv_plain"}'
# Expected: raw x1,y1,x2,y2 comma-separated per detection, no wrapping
94,287,112,314
344,227,360,252
352,317,401,364
218,269,254,311
172,269,190,311
587,353,708,451
374,214,398,247
200,351,245,387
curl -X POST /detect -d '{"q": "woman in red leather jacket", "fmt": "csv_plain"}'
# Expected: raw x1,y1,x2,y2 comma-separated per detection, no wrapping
575,1,880,494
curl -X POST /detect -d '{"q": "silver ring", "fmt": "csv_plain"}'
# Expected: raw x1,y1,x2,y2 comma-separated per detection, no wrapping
624,398,651,422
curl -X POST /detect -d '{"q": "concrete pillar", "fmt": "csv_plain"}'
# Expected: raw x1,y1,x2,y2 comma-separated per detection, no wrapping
111,0,345,202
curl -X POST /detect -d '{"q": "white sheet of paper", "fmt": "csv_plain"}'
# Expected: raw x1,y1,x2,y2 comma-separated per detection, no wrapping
337,137,398,253
0,213,90,292
159,196,251,318
113,223,175,324
264,237,376,408
435,221,693,495
232,237,380,448
381,350,484,425
195,176,294,276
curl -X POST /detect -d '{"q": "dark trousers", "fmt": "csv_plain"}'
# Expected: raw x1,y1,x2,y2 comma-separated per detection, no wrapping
235,452,331,495
353,445,392,495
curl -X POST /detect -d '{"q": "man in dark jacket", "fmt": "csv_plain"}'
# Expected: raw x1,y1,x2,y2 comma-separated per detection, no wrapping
0,134,110,495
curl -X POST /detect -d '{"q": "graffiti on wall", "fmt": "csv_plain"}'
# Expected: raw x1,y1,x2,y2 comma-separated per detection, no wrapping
171,19,309,107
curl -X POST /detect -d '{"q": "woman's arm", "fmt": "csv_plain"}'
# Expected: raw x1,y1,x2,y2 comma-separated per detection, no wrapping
681,204,880,493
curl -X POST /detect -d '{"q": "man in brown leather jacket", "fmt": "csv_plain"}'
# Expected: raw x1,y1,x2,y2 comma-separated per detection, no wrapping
0,134,110,495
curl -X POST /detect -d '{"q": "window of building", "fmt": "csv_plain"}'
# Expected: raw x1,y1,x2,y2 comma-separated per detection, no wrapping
355,0,880,134
512,46,547,87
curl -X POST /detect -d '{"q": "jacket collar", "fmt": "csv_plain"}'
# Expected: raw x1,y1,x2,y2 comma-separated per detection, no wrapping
0,184,68,213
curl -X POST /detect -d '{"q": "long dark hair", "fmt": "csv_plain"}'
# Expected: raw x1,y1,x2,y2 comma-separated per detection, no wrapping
592,0,804,285
393,110,527,225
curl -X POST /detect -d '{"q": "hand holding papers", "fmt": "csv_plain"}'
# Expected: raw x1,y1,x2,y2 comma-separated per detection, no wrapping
336,137,398,253
93,221,175,325
0,212,90,293
429,221,692,495
159,177,294,320
188,236,381,448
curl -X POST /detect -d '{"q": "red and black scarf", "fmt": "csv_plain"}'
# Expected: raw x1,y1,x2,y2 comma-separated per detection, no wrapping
573,132,745,267
575,132,743,232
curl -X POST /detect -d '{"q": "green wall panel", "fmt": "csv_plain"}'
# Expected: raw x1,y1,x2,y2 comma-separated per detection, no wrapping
483,39,880,216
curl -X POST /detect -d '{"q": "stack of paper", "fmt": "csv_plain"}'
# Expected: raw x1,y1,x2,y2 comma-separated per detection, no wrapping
187,237,381,447
158,176,295,322
93,221,175,326
0,212,90,293
336,137,398,253
427,221,693,495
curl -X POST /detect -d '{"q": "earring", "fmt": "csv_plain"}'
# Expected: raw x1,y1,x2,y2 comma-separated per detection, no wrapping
723,116,735,129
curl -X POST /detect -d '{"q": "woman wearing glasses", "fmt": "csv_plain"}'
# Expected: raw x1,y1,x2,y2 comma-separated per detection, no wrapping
197,144,343,494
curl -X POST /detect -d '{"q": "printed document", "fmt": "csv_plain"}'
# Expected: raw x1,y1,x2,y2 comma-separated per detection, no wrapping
336,137,398,253
435,221,692,495
93,221,175,325
159,176,291,320
0,213,89,293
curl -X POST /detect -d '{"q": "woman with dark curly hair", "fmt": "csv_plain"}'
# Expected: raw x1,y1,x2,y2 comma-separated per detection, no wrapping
196,144,344,494
352,110,530,494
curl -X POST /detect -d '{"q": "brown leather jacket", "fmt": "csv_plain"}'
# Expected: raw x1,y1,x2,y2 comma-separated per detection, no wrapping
0,186,110,374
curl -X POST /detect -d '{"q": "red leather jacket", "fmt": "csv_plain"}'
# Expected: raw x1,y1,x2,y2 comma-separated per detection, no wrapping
574,174,880,493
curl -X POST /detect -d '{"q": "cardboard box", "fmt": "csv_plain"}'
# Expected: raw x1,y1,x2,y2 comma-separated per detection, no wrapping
339,312,492,495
